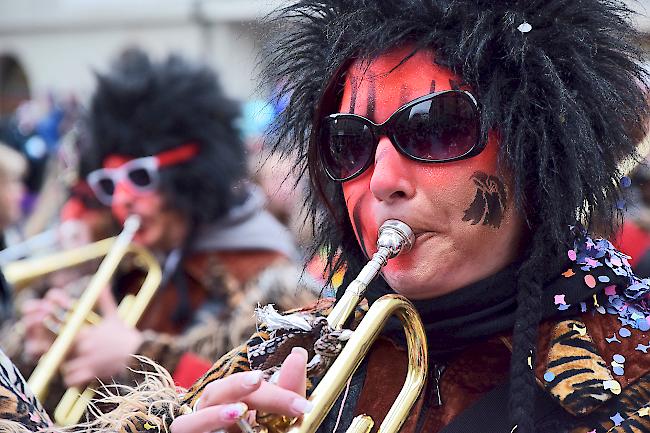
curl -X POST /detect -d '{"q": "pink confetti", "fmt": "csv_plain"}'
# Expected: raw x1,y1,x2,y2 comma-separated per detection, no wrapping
554,294,566,305
611,256,622,267
605,285,617,296
584,275,596,288
568,249,577,261
586,258,599,267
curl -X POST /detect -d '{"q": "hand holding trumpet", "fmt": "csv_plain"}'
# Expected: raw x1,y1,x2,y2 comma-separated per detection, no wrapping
170,347,312,433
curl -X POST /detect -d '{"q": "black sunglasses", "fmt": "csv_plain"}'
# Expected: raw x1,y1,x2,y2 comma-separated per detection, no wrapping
318,90,484,182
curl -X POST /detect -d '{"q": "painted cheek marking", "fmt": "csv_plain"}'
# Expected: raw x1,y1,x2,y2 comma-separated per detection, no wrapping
349,76,359,114
352,200,370,259
461,171,508,229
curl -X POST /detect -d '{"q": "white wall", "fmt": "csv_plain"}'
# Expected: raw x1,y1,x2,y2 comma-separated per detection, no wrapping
0,0,282,103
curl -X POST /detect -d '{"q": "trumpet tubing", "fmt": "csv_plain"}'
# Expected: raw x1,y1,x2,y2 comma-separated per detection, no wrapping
14,216,163,426
258,220,427,433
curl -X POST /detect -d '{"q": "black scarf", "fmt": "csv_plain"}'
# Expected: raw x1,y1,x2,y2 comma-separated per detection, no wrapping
367,230,636,359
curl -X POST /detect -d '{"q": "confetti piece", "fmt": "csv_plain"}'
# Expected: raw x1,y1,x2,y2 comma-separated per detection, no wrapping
611,412,624,426
580,302,587,312
621,176,632,188
543,371,555,382
558,304,570,311
586,258,599,267
636,344,650,353
606,334,621,344
603,379,622,394
604,285,617,296
593,294,600,308
638,319,650,332
568,249,577,261
554,294,566,305
517,21,532,33
619,328,632,338
598,275,610,283
562,269,575,278
611,256,622,267
584,275,596,288
613,354,626,364
613,366,624,376
639,407,650,417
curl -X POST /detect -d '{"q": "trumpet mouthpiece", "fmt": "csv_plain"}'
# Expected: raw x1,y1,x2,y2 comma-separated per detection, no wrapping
377,220,415,258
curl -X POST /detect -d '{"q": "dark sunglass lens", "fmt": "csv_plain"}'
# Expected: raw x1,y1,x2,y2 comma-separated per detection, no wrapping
98,178,115,196
320,117,374,180
395,93,479,161
128,167,153,187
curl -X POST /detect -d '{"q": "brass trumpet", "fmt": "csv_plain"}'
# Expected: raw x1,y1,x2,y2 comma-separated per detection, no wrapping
260,220,428,433
5,215,162,426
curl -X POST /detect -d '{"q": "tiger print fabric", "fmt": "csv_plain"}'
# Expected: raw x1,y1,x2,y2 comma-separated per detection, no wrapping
543,320,615,416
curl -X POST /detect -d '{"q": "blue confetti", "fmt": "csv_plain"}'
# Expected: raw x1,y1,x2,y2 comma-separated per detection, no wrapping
613,366,625,376
636,344,650,353
638,319,650,332
544,371,555,382
611,412,624,426
621,176,632,188
598,276,610,283
620,328,632,338
557,304,570,311
613,354,626,364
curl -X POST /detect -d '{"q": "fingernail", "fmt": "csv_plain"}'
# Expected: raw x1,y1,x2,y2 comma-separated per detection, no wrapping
291,398,313,414
291,346,308,361
221,403,248,421
242,370,263,387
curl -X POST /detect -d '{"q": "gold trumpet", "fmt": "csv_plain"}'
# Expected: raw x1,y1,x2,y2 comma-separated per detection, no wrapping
259,220,428,433
5,215,162,426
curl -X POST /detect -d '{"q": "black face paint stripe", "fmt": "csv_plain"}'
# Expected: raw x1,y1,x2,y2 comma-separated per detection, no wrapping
449,79,461,91
399,83,409,105
349,76,359,114
461,171,508,229
352,200,370,259
366,76,377,120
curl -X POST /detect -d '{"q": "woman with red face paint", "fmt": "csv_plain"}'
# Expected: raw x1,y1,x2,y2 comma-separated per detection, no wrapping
2,1,650,433
4,47,315,417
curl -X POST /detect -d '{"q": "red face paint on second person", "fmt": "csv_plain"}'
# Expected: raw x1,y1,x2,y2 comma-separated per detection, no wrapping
339,46,526,299
103,155,188,251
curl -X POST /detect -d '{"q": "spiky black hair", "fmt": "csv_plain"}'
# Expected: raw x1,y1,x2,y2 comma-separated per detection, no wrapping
80,47,247,225
262,0,649,431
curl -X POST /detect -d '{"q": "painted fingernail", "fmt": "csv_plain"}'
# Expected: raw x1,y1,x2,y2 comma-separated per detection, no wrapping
291,398,313,414
242,370,263,387
291,346,308,360
221,403,248,421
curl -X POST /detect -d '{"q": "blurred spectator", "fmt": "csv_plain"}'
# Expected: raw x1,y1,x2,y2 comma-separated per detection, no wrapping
0,142,27,321
0,143,27,248
616,162,650,277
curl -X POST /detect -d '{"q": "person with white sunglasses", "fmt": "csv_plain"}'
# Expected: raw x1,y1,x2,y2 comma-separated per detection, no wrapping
13,48,315,413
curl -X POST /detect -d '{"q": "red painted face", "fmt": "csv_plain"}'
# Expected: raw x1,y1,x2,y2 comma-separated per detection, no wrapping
102,155,185,250
339,47,525,299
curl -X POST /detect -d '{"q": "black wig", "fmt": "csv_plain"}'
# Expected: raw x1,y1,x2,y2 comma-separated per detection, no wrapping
261,0,649,431
81,48,247,225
